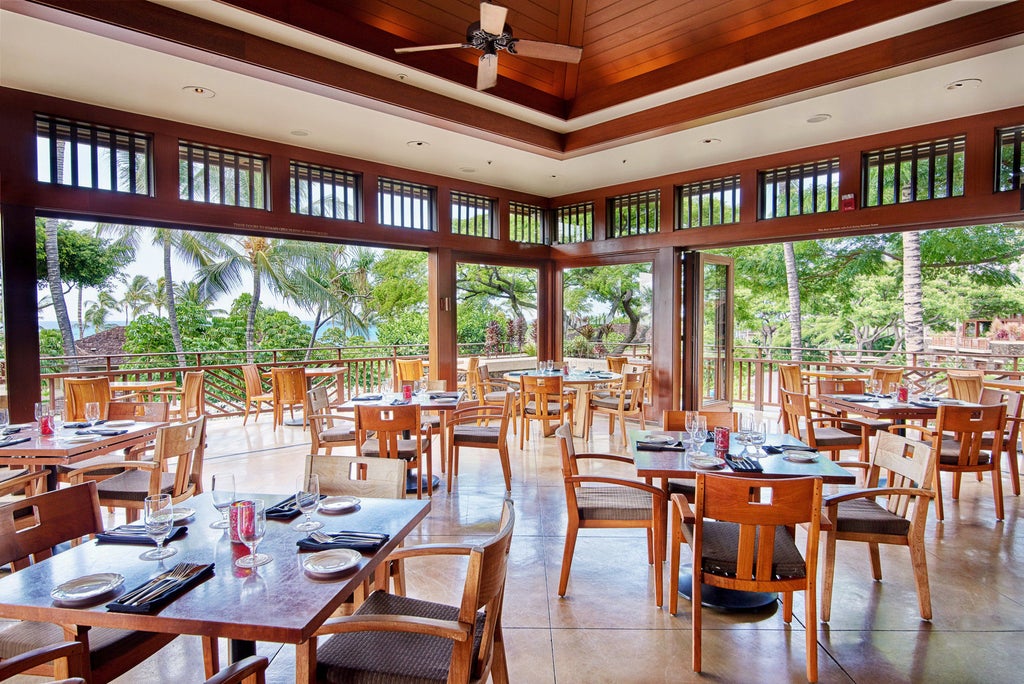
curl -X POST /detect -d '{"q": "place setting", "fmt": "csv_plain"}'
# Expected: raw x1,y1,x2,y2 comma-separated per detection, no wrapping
106,561,215,614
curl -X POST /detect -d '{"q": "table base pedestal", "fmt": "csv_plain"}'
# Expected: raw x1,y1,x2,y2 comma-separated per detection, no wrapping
406,471,441,495
677,567,778,612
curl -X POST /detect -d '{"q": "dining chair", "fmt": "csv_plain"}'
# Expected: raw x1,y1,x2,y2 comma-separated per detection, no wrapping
205,655,269,684
978,387,1023,495
519,374,575,449
0,482,185,683
554,424,666,607
295,499,514,684
306,386,356,456
68,416,207,523
582,370,647,442
0,467,49,500
458,356,480,398
474,363,518,434
946,369,984,403
901,403,1007,521
395,358,425,386
816,377,891,434
820,430,937,622
241,364,273,425
445,389,515,492
779,364,805,393
62,376,114,421
662,408,737,432
354,403,433,498
57,402,172,486
105,400,171,423
605,355,628,373
0,641,84,682
780,388,870,462
869,366,904,394
671,474,822,682
271,367,307,430
153,370,206,423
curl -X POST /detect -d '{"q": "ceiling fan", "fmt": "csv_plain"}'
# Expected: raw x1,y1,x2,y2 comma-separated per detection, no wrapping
394,1,582,90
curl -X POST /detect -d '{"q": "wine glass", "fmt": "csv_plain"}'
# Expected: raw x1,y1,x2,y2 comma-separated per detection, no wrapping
0,409,9,432
234,499,271,568
210,473,235,529
684,411,699,446
737,412,755,453
748,420,768,457
295,473,323,532
141,494,177,561
689,415,708,454
84,402,101,426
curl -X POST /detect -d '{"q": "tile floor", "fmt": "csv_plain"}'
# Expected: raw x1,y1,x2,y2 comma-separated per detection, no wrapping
6,412,1023,683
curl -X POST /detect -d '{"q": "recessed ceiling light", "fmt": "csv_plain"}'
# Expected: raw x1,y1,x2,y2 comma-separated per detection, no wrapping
702,138,721,144
406,140,430,148
290,129,310,137
806,113,831,124
182,86,215,98
946,78,982,91
459,166,476,173
396,73,408,81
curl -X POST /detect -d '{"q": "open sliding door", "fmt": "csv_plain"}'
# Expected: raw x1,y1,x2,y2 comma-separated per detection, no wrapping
698,254,734,409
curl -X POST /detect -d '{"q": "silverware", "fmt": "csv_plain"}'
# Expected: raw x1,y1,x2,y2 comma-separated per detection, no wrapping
309,530,385,544
119,562,200,606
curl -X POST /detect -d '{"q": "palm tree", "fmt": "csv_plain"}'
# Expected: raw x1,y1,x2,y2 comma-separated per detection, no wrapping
42,140,78,369
84,290,118,333
291,243,371,358
783,241,803,361
120,275,155,324
902,231,925,354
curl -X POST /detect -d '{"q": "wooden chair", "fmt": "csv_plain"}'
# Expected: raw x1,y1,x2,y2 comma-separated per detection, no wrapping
68,416,206,523
307,386,356,456
154,370,206,423
662,408,738,432
519,374,575,449
870,366,904,394
821,430,937,622
671,474,822,681
458,356,480,398
0,468,49,500
354,404,433,499
241,364,273,425
62,376,114,421
979,387,1022,495
205,655,269,684
474,363,518,434
902,403,1007,521
106,401,170,423
0,641,84,683
271,367,307,430
446,389,515,492
57,402,171,486
605,355,627,373
554,424,666,606
395,358,425,386
946,369,984,403
582,370,647,442
817,377,891,434
779,363,805,393
0,483,182,683
295,499,514,684
780,388,870,462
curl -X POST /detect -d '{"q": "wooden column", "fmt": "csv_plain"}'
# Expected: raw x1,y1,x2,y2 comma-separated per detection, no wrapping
428,247,457,387
650,246,683,419
1,203,43,422
680,249,702,411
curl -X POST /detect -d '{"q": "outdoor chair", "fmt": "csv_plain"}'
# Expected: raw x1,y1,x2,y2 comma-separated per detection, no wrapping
901,403,1007,521
946,369,984,403
0,641,84,682
153,370,206,423
395,358,425,387
474,363,518,434
605,355,627,373
821,430,937,622
671,474,822,682
271,367,307,430
978,386,1023,495
445,389,515,492
457,356,480,398
307,386,357,456
817,377,891,434
294,499,514,684
555,424,666,607
0,468,49,500
68,416,206,523
582,370,646,442
519,374,575,449
354,403,433,498
241,364,273,425
63,376,115,421
780,388,870,463
0,482,189,682
870,366,904,394
662,408,737,432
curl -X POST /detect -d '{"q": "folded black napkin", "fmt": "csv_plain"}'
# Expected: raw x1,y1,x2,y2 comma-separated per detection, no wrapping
428,392,461,399
297,531,390,552
389,398,410,406
0,436,31,448
2,427,22,435
265,493,327,520
636,441,686,451
107,563,215,614
352,394,383,401
63,422,92,428
96,525,188,545
75,429,128,437
762,445,783,454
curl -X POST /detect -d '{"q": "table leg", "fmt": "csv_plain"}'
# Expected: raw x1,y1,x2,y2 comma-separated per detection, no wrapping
676,565,778,611
229,638,256,662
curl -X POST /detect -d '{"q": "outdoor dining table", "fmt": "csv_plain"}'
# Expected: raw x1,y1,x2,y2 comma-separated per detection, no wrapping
0,420,168,491
630,428,855,612
503,369,622,436
0,491,431,678
815,393,978,426
109,379,178,400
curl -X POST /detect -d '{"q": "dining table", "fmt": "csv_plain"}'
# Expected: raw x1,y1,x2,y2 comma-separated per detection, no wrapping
630,428,855,612
503,369,622,437
0,491,431,678
815,392,978,428
109,379,178,401
0,420,168,491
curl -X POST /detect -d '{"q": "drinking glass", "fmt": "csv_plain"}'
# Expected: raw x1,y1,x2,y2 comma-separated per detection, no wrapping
738,412,755,452
295,473,323,532
748,420,768,457
141,494,177,561
689,416,708,453
0,409,9,431
234,499,271,568
34,402,44,424
84,402,101,425
684,411,699,446
210,473,235,529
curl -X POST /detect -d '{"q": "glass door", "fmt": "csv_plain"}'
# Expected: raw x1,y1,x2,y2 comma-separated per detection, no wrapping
699,254,734,409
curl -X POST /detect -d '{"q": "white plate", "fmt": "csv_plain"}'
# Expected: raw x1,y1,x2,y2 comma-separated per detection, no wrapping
320,496,360,513
303,549,361,578
51,572,124,605
688,455,725,469
784,453,819,463
433,397,459,403
173,507,195,524
66,435,101,444
644,433,676,444
105,420,136,427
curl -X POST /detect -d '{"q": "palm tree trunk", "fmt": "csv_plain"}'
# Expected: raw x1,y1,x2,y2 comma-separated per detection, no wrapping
44,217,79,371
163,236,187,367
306,307,325,360
76,285,84,338
903,230,925,354
783,242,803,362
247,270,261,363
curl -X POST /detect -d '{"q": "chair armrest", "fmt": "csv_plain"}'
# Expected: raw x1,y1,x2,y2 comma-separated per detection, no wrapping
445,407,504,426
0,641,84,680
204,655,269,684
835,460,869,471
808,415,872,430
893,424,935,441
387,543,475,562
565,475,666,501
66,460,157,481
670,492,696,524
573,452,635,465
0,468,50,497
824,486,935,506
316,613,469,641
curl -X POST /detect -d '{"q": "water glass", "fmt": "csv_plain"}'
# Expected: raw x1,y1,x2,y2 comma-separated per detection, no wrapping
0,409,9,431
689,415,708,453
210,473,236,529
295,473,323,532
748,420,768,457
85,402,101,425
141,494,177,561
234,499,271,568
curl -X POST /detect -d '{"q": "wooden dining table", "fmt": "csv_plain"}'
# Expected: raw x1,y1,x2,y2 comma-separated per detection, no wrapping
815,393,979,425
0,492,431,679
0,421,167,490
109,379,178,400
503,369,622,436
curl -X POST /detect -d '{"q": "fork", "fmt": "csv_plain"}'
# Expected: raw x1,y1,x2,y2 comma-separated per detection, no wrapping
310,530,334,544
120,562,200,606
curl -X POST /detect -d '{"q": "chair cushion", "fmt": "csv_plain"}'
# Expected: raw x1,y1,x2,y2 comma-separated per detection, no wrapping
482,391,507,403
96,470,175,501
316,590,485,684
801,426,862,447
667,478,695,498
524,400,566,416
842,418,890,433
320,424,357,443
939,437,991,466
452,425,500,445
575,486,652,521
835,498,911,536
359,439,419,461
56,450,154,477
699,521,806,579
589,394,634,410
0,620,162,662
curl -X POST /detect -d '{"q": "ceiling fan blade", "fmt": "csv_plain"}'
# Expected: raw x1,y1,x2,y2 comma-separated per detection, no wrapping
477,53,498,90
511,40,582,63
480,2,508,35
395,43,468,54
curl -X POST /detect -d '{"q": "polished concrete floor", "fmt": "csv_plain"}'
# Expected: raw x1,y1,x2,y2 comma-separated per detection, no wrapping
6,411,1023,683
